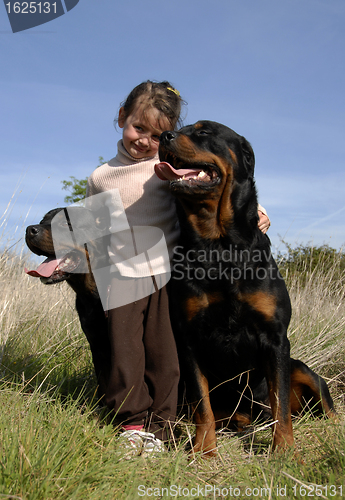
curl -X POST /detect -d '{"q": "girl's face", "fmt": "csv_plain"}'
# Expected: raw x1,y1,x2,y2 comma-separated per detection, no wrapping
118,105,171,159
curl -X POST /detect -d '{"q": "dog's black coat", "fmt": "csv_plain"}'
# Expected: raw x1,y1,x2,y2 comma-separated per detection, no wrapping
157,121,334,454
25,207,111,398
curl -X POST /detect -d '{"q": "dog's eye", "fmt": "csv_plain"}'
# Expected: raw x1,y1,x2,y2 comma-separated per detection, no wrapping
197,129,210,136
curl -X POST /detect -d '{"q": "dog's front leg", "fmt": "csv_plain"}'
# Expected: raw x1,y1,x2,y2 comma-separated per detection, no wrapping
190,363,217,457
264,335,294,451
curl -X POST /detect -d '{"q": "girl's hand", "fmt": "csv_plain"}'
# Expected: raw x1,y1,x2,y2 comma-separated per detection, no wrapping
258,210,270,234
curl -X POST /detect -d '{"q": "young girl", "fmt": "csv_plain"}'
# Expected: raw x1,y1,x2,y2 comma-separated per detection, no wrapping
86,81,270,453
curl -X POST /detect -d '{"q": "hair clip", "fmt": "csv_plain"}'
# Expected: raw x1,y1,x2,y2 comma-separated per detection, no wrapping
167,87,180,97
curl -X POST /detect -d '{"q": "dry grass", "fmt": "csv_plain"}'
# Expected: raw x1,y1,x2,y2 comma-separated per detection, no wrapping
0,239,93,397
283,251,345,404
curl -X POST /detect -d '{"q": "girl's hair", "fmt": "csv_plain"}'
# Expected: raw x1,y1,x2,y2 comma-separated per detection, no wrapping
116,80,185,131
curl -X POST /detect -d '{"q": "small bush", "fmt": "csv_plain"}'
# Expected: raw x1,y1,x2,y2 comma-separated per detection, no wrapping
277,242,345,284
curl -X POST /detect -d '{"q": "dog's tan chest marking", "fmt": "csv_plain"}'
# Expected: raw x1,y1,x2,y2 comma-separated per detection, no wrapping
185,292,223,322
239,291,276,321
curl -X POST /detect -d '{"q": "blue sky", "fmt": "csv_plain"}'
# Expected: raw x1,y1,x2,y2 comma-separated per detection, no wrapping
1,0,344,253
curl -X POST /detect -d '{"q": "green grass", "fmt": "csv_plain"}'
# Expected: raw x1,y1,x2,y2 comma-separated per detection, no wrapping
0,229,344,499
0,382,344,499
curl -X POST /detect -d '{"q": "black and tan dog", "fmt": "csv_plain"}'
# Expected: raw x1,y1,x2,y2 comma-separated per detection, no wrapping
155,120,335,456
25,207,111,399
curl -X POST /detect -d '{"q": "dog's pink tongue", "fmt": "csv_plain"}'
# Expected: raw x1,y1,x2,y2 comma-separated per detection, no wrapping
25,256,61,278
154,162,200,181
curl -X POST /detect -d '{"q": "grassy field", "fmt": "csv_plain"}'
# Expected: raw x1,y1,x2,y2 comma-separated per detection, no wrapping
0,228,344,499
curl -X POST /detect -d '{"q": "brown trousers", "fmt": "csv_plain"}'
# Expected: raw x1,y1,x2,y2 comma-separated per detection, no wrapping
105,278,179,441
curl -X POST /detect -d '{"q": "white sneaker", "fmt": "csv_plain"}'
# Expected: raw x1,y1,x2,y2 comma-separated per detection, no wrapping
119,430,165,458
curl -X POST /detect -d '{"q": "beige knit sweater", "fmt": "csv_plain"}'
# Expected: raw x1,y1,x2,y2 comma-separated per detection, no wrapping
86,141,179,277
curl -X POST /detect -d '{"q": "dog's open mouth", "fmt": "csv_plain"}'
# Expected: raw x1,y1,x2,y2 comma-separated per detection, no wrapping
154,161,219,186
25,252,81,284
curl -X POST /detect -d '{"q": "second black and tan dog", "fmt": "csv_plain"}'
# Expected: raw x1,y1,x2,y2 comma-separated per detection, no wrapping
155,120,335,456
25,207,111,399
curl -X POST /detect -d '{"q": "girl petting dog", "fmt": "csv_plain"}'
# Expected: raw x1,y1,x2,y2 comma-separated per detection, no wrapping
86,80,270,454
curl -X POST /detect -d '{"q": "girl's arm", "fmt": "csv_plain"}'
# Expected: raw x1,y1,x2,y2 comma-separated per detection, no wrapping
258,204,270,234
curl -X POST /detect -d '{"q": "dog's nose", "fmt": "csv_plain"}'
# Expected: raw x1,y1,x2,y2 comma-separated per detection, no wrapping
160,131,177,145
26,225,39,237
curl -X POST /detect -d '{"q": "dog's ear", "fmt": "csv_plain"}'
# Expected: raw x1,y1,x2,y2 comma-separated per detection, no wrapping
240,138,255,177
